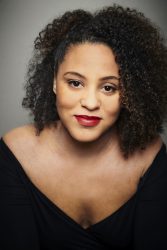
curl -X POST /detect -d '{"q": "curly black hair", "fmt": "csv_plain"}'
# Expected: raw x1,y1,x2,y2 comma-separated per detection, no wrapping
22,4,167,157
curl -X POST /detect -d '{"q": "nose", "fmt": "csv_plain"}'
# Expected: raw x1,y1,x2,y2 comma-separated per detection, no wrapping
80,88,101,110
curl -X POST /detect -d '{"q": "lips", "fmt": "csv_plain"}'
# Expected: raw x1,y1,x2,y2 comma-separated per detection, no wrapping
75,115,101,120
74,115,101,127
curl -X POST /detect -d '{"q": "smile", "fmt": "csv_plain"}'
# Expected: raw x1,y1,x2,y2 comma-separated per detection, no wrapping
74,115,101,127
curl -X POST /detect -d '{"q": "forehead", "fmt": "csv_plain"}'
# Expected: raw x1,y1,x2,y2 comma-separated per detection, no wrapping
58,42,119,76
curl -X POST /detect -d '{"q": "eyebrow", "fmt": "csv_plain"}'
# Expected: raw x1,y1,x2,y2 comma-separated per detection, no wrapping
63,71,120,81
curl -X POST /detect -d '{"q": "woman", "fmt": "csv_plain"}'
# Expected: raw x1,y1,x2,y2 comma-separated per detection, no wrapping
0,4,167,250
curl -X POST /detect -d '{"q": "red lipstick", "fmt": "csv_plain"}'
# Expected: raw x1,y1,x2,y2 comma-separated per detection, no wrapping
74,115,101,127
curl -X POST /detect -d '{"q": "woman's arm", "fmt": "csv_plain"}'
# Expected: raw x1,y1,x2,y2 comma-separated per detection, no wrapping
0,141,40,250
133,150,167,249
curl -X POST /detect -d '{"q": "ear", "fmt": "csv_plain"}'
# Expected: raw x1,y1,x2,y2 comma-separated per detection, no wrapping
53,78,57,94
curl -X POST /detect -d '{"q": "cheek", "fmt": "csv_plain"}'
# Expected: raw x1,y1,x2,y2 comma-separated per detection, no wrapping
56,88,79,109
103,95,121,116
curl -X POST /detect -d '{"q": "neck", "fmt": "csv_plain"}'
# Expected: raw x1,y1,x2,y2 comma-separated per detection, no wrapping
51,121,118,159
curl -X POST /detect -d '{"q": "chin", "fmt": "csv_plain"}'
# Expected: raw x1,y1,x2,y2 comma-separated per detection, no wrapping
69,129,105,143
74,136,99,143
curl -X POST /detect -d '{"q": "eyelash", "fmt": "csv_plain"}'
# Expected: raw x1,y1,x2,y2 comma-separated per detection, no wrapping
67,80,117,94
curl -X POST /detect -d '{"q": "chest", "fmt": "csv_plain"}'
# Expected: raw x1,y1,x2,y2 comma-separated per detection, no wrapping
21,149,142,229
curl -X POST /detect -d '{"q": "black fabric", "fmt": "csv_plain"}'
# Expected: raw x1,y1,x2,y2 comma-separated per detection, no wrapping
0,137,167,250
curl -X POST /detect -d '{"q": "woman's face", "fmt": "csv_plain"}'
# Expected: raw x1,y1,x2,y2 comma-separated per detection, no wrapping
53,42,121,142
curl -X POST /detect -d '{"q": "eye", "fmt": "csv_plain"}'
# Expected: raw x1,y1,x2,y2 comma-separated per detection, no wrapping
102,84,117,93
67,80,83,88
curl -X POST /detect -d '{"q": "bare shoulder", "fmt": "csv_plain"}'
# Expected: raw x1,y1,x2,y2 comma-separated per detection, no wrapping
145,135,163,159
2,124,38,152
139,135,163,176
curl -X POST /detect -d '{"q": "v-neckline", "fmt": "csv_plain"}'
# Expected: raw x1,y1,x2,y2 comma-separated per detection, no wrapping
0,137,165,231
26,172,137,231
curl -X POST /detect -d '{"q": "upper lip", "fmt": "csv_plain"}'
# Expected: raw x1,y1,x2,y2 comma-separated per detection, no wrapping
75,115,101,120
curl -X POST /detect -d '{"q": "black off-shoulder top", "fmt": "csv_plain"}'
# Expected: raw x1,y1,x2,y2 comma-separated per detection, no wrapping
0,138,167,250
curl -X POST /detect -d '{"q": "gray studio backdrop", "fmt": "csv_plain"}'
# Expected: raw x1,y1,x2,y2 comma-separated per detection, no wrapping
0,0,167,144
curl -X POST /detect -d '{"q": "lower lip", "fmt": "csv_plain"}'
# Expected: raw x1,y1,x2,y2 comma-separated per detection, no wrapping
75,116,101,127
